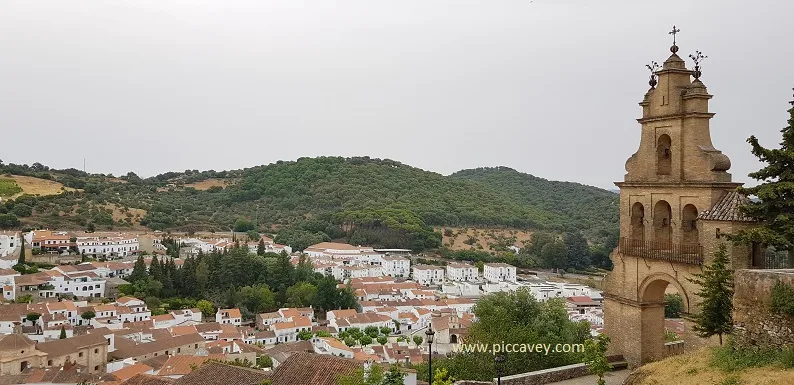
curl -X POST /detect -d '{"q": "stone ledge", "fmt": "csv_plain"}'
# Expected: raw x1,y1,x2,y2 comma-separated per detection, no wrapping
494,357,628,385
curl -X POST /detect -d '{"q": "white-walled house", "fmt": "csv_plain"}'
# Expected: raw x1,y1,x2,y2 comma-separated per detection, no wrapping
445,263,478,282
412,265,445,286
483,263,517,283
381,256,410,277
115,296,152,322
313,337,354,358
0,231,20,259
329,312,392,333
76,233,139,258
216,308,242,326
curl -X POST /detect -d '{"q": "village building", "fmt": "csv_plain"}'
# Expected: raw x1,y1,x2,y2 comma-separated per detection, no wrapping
75,233,140,258
483,263,517,283
445,262,478,282
0,231,19,261
412,265,445,286
24,230,75,254
215,309,242,326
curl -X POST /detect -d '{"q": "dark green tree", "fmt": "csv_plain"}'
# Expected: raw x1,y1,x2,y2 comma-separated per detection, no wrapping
26,312,41,322
129,255,148,283
540,239,567,269
59,325,67,339
382,364,406,385
294,254,314,283
525,231,554,256
734,90,794,262
297,330,313,341
257,239,266,256
688,243,734,345
81,310,96,321
17,237,25,265
563,231,590,270
285,282,317,308
234,218,256,232
149,255,162,281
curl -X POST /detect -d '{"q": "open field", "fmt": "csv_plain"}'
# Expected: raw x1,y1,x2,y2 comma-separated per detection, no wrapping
437,227,533,253
185,178,236,190
102,203,148,223
0,175,75,199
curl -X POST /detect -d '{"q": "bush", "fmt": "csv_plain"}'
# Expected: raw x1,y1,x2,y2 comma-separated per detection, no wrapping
0,213,20,228
710,340,794,372
771,281,794,316
11,203,33,217
665,293,684,318
0,179,23,197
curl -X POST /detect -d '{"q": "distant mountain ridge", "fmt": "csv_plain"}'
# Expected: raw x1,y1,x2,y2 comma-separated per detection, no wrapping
0,157,618,242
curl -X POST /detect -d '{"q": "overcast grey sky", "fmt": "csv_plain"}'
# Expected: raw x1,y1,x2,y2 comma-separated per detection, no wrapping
1,0,792,189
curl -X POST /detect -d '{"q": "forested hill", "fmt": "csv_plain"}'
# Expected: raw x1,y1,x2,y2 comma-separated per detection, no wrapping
450,166,619,240
0,157,618,247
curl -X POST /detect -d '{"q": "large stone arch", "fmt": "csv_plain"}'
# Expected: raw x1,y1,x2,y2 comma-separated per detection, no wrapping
639,272,691,313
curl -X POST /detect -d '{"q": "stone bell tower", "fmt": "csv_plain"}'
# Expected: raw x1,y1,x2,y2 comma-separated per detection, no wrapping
621,35,739,249
604,27,756,367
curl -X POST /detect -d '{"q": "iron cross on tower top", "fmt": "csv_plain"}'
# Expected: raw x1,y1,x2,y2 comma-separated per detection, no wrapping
669,25,681,53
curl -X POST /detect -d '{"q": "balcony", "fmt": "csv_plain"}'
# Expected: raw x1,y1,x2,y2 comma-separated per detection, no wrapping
618,238,703,265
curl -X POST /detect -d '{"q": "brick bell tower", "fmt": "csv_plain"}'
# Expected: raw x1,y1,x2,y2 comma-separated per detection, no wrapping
603,27,754,366
621,30,740,247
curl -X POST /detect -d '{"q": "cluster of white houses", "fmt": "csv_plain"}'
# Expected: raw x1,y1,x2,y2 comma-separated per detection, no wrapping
0,233,611,385
302,242,517,285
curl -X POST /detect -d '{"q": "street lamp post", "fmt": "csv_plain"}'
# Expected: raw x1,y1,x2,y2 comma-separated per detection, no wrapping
494,353,506,385
425,327,435,384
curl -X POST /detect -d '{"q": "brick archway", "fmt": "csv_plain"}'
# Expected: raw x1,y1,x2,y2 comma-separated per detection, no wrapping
639,272,690,313
604,246,704,366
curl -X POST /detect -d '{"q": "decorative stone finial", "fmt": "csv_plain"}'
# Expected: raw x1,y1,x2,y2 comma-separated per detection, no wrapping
669,25,681,53
689,50,708,80
646,61,661,88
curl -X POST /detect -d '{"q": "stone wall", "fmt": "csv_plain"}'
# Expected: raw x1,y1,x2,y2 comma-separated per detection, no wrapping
663,341,684,358
733,269,794,349
488,356,627,385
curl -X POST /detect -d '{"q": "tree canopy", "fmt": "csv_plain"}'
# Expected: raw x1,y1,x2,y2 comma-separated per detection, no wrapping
0,157,618,248
734,90,794,256
413,288,590,381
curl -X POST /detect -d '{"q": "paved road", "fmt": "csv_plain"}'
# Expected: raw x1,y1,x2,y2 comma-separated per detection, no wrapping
547,369,630,385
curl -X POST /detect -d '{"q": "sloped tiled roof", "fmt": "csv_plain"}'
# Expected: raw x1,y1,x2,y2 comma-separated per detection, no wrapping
172,362,269,385
121,374,175,385
113,363,153,381
698,191,755,222
268,352,362,385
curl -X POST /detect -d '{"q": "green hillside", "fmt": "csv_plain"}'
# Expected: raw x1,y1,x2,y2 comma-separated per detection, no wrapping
450,166,619,240
0,157,618,249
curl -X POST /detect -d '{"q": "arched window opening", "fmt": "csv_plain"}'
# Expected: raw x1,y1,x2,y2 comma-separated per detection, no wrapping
681,204,699,245
653,200,672,246
657,134,672,175
631,202,645,244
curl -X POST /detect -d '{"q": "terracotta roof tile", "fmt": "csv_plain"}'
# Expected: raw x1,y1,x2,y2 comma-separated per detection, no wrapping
172,362,269,385
121,374,175,385
268,352,362,385
113,363,153,381
158,354,226,376
698,191,755,222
